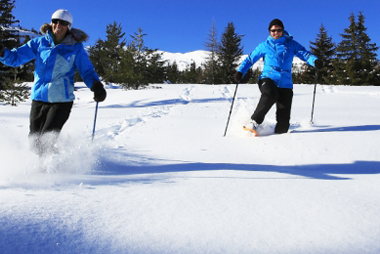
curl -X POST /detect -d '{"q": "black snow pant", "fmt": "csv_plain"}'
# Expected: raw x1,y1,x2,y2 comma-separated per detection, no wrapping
251,78,293,134
29,100,73,155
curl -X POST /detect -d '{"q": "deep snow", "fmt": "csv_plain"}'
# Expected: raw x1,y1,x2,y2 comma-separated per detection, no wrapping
1,82,380,253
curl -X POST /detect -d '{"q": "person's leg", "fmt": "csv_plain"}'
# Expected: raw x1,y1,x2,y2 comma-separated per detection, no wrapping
251,78,279,124
41,102,73,133
275,88,293,134
29,101,47,135
39,102,73,154
29,101,49,154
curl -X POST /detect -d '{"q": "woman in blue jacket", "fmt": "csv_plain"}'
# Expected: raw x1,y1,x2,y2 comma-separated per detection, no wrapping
0,9,106,155
235,19,321,135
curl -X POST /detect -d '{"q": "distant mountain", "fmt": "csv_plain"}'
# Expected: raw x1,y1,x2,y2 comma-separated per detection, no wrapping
158,50,209,71
159,50,305,72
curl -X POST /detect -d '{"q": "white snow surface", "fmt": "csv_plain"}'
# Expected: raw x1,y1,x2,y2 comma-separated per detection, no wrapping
1,83,380,254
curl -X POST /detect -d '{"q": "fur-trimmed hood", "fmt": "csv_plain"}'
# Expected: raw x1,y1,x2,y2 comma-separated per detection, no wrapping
40,23,89,44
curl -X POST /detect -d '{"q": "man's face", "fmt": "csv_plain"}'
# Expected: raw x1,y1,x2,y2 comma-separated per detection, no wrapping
270,25,283,40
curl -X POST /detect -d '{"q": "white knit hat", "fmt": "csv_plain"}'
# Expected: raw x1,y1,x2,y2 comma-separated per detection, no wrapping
51,9,73,29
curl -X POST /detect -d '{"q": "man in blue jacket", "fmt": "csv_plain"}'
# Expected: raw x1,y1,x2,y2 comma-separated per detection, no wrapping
235,19,322,135
0,9,106,155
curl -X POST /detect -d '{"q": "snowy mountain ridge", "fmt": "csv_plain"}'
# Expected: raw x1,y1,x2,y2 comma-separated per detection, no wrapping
159,50,305,71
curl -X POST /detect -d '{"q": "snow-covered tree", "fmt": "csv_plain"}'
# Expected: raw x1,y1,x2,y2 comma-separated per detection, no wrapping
0,68,29,106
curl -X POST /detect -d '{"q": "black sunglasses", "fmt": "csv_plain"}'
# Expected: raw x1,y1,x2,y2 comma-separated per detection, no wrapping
270,29,283,33
52,19,70,26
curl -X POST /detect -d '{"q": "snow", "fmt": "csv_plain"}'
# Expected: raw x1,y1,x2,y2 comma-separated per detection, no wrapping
1,25,40,43
1,82,380,253
159,50,210,71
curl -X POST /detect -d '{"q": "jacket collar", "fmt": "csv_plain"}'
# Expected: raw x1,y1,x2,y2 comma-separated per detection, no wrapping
40,23,89,45
267,30,293,46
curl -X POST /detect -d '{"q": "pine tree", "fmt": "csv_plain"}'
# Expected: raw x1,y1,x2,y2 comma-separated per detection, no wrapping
217,22,244,84
182,61,202,84
112,43,134,87
308,24,336,84
126,27,165,89
90,22,127,84
298,24,336,84
89,25,165,89
0,68,29,106
88,38,106,79
165,61,181,84
202,20,220,84
146,51,165,84
0,0,19,90
356,12,380,85
0,0,18,47
127,27,149,89
335,12,379,85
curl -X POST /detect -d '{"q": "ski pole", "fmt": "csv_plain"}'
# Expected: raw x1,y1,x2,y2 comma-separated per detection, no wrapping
223,83,239,137
92,102,99,142
310,70,318,125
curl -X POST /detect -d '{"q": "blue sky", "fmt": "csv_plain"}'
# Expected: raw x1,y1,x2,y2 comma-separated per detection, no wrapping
13,0,380,56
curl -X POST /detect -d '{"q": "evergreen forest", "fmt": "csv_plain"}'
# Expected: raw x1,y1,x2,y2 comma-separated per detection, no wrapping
1,0,379,106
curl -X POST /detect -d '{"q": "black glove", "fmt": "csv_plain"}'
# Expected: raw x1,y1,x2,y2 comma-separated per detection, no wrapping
0,43,5,57
91,81,107,102
234,72,243,83
314,59,323,69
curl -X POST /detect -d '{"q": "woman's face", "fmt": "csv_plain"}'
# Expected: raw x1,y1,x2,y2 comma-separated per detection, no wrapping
270,25,283,40
51,19,69,41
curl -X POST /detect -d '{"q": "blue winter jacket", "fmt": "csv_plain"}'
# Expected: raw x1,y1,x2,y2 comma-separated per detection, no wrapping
0,24,100,103
237,31,317,89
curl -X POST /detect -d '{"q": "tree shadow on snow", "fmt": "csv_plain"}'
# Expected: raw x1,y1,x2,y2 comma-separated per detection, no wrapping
100,97,250,109
92,150,380,182
292,124,380,133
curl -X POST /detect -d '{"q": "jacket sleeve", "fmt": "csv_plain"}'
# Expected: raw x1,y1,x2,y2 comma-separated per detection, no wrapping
75,44,100,89
293,41,317,67
0,39,37,67
237,43,265,75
